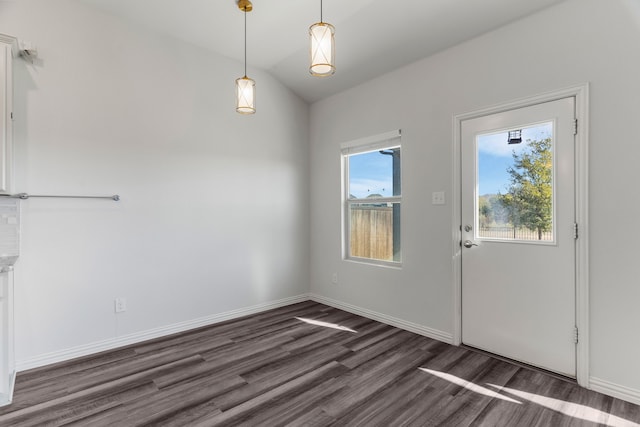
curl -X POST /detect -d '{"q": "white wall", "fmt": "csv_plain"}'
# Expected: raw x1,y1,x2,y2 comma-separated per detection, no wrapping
310,0,640,399
0,0,310,365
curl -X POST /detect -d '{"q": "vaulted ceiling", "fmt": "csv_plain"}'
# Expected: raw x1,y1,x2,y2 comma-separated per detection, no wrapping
80,0,567,103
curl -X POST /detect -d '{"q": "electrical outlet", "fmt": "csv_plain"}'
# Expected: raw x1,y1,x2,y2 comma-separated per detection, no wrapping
331,273,338,284
114,297,127,313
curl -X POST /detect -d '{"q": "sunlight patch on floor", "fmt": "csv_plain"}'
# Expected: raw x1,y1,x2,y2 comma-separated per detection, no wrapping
419,368,521,404
294,317,358,333
486,384,640,427
419,368,639,426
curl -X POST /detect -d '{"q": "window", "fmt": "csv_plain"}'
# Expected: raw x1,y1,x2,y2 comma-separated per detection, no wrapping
342,130,401,265
477,122,555,242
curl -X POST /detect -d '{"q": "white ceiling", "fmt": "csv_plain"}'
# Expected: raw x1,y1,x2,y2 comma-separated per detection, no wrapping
80,0,567,103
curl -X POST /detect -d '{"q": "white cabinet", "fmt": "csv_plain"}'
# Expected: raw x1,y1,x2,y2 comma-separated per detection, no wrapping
0,269,14,406
0,34,16,407
0,35,15,195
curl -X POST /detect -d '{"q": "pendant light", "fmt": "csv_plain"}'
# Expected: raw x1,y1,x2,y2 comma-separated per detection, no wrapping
309,0,335,77
236,0,255,114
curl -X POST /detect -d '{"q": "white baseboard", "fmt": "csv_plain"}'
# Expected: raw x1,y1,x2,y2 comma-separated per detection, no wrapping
590,377,640,406
309,293,453,344
15,294,310,372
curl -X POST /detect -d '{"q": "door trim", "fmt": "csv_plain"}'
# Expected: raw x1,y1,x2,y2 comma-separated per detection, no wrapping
451,84,590,387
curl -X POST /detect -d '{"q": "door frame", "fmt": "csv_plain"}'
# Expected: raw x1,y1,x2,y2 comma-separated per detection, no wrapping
451,84,590,387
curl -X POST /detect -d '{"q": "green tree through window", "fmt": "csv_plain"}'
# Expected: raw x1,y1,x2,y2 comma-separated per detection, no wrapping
499,137,552,240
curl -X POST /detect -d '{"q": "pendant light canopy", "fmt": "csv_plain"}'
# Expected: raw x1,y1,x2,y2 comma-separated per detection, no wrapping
236,0,255,114
309,0,335,77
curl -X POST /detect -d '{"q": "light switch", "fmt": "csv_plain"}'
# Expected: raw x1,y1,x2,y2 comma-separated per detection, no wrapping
432,191,445,205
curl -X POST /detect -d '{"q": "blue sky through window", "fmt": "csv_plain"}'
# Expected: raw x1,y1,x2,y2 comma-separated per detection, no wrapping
348,150,394,198
478,122,552,195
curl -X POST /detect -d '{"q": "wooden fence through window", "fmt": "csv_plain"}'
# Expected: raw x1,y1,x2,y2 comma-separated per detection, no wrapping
350,206,393,261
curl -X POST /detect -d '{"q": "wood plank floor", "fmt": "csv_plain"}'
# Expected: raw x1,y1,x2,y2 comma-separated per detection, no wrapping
1,301,639,426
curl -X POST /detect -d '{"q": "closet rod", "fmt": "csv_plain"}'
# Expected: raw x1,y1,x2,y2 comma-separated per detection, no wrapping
0,193,120,201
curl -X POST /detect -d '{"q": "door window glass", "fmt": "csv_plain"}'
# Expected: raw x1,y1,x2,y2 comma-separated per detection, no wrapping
477,122,554,242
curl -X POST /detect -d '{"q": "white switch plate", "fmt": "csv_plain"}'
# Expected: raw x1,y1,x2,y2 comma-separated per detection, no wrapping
432,191,445,205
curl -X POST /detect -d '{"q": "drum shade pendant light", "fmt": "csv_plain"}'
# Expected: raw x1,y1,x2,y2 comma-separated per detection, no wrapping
309,0,335,77
236,0,255,114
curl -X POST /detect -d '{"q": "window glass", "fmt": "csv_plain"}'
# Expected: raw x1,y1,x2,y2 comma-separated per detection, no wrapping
344,144,401,264
349,202,400,262
477,122,554,242
348,150,397,199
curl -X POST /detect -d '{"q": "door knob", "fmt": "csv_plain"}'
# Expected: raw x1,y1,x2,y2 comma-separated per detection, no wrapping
463,240,478,248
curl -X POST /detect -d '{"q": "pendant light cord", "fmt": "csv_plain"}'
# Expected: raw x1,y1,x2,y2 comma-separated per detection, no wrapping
244,8,247,77
320,0,323,23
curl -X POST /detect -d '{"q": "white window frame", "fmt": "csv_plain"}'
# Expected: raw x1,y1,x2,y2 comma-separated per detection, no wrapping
341,130,402,267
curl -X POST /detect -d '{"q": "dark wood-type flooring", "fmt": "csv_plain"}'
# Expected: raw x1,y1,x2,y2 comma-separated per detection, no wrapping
1,301,639,426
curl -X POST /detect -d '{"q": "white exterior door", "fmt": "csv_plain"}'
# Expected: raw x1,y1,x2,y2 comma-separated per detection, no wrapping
461,97,576,377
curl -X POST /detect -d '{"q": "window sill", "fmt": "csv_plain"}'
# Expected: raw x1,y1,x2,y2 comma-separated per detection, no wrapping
344,257,402,270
